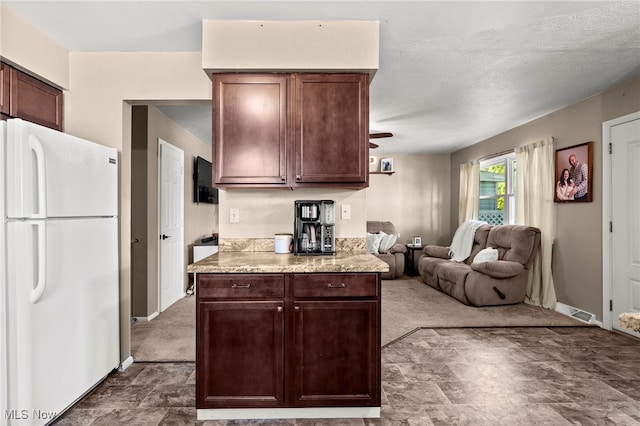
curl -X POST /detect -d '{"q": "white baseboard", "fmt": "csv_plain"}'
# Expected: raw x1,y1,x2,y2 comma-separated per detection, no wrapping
198,407,380,420
118,356,134,372
133,311,159,322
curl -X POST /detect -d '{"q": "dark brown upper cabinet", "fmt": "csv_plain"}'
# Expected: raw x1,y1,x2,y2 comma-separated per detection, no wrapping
0,62,63,131
212,73,369,189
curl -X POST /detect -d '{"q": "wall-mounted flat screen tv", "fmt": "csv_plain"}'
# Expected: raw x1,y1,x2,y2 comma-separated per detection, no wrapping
194,156,218,204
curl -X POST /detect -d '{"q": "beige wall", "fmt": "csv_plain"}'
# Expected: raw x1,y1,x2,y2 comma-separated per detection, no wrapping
366,154,451,246
219,188,367,239
64,52,211,362
202,20,379,75
0,5,69,89
450,76,640,320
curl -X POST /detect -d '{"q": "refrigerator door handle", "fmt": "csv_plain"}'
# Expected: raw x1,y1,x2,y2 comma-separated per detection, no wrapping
30,221,48,304
29,135,48,219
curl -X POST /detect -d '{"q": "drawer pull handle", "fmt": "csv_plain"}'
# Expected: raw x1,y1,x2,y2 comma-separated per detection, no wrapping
231,283,251,288
327,283,346,288
277,306,283,312
294,306,300,311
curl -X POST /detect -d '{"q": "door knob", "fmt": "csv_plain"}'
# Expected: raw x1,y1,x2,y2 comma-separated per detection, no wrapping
160,234,171,240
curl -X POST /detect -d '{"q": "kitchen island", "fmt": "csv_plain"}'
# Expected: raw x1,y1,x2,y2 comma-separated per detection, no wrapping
187,251,388,421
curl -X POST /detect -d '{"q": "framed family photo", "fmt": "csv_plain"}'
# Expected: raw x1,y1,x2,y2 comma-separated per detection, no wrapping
380,158,394,172
554,142,593,203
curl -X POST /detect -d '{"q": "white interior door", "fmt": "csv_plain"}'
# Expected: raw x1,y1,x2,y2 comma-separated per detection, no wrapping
159,138,184,312
605,113,640,337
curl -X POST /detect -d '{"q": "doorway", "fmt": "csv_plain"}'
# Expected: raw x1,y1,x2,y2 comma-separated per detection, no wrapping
603,111,640,338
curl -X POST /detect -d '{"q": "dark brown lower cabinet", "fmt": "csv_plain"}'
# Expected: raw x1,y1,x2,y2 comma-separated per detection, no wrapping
196,272,381,411
291,299,379,406
196,274,285,408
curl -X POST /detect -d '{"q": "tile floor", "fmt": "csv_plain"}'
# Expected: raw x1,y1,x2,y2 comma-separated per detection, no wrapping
53,326,640,425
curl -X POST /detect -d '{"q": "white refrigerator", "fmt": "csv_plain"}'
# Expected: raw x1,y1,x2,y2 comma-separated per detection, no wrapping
0,119,120,425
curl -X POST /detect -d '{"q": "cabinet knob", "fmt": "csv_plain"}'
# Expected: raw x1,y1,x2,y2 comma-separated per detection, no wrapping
327,283,346,289
281,176,286,181
296,175,301,180
294,306,300,311
277,306,283,312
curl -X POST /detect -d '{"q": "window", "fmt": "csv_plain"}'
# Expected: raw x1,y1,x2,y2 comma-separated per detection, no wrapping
479,153,516,225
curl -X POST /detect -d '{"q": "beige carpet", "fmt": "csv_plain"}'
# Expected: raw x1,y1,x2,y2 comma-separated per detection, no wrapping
131,276,586,362
131,295,196,362
381,276,585,345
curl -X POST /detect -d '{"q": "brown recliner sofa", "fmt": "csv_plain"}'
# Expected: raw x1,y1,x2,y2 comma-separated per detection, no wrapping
366,221,406,279
418,224,541,306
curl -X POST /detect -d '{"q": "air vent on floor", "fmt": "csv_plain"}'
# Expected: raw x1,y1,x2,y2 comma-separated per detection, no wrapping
569,308,595,323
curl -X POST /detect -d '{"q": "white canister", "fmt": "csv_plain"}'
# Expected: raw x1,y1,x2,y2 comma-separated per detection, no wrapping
274,233,293,254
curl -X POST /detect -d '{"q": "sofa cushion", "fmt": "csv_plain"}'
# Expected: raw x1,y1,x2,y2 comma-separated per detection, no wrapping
424,245,450,259
437,263,472,304
378,231,399,253
366,232,384,254
366,221,397,235
465,225,492,264
486,225,540,267
472,247,499,264
470,260,524,278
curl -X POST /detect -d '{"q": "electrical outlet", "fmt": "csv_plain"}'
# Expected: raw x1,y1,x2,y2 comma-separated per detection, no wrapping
341,204,351,220
230,208,240,223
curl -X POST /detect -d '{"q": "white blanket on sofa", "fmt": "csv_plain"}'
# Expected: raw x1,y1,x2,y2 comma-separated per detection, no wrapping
448,220,487,262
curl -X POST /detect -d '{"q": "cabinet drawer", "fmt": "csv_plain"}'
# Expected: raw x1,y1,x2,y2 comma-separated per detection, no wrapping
293,273,378,298
198,274,284,299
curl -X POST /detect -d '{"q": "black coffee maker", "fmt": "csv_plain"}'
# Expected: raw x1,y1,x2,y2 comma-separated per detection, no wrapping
293,200,335,255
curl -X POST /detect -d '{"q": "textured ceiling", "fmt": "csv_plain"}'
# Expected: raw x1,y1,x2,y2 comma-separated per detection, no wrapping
4,1,639,154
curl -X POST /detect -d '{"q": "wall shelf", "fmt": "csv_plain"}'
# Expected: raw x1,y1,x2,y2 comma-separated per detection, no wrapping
370,171,395,175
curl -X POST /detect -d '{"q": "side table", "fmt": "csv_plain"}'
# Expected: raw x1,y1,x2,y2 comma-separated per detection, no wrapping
404,244,425,276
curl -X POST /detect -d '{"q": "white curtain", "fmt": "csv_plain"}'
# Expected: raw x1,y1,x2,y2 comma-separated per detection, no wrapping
515,137,557,309
458,160,480,225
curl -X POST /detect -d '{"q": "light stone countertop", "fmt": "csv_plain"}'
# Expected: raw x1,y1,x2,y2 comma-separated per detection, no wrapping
187,251,389,274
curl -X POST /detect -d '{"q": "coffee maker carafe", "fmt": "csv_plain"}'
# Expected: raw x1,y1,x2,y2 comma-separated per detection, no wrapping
294,200,335,255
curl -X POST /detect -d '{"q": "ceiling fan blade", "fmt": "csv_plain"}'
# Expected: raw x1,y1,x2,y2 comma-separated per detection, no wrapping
369,132,393,139
369,142,379,149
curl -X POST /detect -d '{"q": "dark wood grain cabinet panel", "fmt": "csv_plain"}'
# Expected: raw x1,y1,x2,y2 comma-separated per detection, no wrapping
196,272,381,411
0,63,9,116
290,273,380,407
212,72,369,189
0,62,63,131
291,299,379,406
213,74,288,186
196,274,285,408
292,74,369,186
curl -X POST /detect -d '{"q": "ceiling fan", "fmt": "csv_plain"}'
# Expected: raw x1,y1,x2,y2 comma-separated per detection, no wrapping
369,131,393,149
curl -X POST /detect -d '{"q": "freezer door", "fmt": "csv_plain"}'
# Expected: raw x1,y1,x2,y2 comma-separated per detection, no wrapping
5,119,118,219
5,218,119,425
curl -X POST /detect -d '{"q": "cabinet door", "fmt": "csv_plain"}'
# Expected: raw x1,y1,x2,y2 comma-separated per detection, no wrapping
292,73,369,187
213,74,288,186
9,67,63,131
197,300,284,408
291,299,380,407
1,63,9,115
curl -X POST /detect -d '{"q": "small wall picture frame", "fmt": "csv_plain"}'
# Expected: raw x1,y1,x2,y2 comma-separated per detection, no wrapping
554,142,593,202
380,158,394,172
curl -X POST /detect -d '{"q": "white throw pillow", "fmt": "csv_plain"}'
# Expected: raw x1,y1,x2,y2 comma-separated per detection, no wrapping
378,231,399,254
472,247,499,264
366,232,384,254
